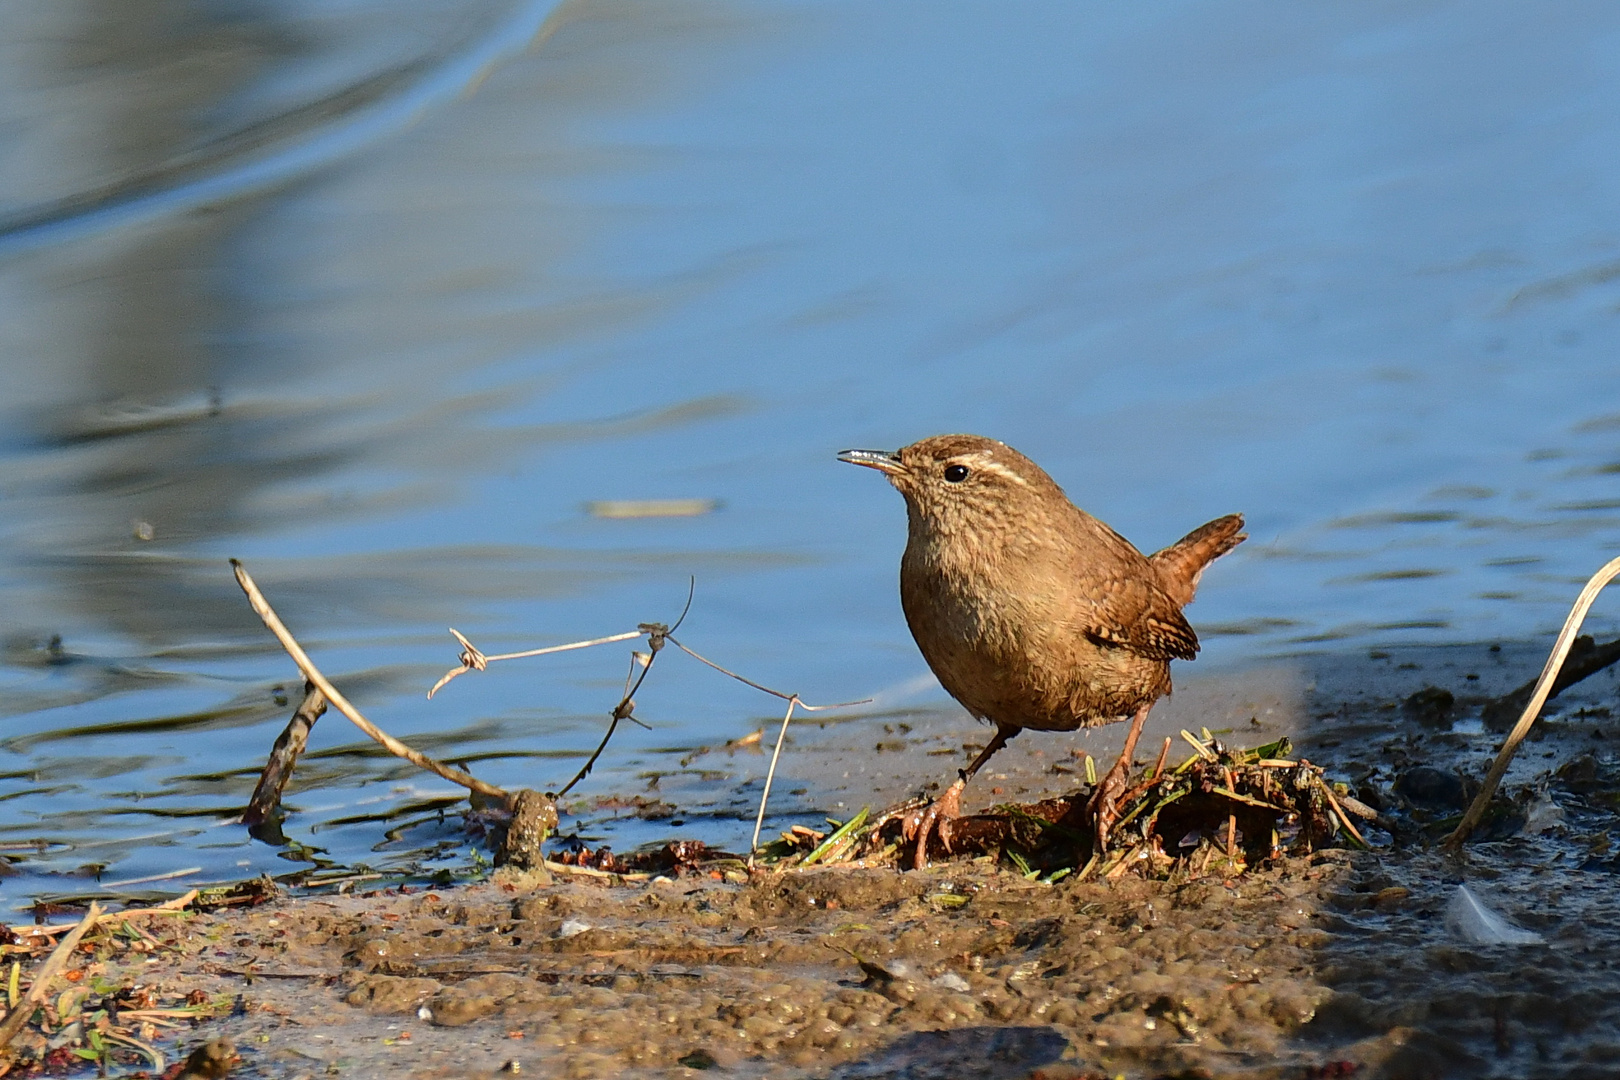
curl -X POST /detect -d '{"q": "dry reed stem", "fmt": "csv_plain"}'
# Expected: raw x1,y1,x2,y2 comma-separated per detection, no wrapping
1447,553,1620,848
1180,729,1216,760
0,903,99,1053
231,560,506,800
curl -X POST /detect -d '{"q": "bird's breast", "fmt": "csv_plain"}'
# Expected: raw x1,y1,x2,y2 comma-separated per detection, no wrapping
898,534,1168,730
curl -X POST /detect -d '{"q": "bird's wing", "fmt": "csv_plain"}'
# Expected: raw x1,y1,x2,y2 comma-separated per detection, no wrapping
1078,573,1201,661
1060,514,1201,662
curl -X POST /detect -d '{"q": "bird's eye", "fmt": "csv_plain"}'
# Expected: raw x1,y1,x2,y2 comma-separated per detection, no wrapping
943,464,970,483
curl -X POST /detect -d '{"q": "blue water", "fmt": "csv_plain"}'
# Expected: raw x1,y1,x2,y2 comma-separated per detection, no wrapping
1,0,1618,902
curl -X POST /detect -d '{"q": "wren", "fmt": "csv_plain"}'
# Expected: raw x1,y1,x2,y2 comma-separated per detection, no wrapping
839,434,1244,867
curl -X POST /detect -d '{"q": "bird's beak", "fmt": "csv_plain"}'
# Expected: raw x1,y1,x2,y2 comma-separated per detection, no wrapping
837,448,905,475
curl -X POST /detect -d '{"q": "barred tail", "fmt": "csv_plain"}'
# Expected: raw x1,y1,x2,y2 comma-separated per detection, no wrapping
1150,513,1245,607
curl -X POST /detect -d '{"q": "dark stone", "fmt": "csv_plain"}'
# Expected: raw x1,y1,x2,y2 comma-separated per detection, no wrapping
1402,686,1455,730
1556,753,1602,793
1394,767,1467,812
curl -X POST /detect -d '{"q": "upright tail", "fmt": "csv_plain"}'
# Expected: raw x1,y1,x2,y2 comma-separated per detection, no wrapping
1150,513,1246,608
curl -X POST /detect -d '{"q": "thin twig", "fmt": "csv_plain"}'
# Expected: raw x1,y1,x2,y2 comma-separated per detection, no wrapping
665,637,870,711
1150,736,1171,782
231,561,506,800
661,637,867,855
751,696,799,855
556,644,660,798
1115,736,1177,808
23,891,199,940
1223,766,1237,859
0,903,99,1052
1447,554,1620,848
428,629,643,699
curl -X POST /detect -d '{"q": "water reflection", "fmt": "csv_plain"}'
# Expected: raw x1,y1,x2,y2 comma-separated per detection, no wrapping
0,0,1619,899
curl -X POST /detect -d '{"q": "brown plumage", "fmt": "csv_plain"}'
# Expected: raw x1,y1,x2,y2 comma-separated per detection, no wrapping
839,433,1244,866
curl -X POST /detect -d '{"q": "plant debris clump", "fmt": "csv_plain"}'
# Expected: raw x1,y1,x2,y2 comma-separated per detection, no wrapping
755,735,1376,882
0,889,263,1078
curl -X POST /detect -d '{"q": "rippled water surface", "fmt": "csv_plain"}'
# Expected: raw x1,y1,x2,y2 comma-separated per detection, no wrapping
2,0,1620,902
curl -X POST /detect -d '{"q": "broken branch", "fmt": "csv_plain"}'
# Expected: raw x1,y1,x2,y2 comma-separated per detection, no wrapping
243,681,327,827
231,560,506,800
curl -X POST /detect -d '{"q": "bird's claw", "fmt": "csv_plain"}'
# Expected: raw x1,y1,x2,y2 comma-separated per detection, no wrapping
1086,761,1131,853
903,778,965,870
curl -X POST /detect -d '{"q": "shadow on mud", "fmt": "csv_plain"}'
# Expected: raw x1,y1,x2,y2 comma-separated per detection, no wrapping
830,1026,1069,1080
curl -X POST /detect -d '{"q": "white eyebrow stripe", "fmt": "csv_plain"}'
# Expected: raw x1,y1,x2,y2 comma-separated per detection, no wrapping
960,455,1029,486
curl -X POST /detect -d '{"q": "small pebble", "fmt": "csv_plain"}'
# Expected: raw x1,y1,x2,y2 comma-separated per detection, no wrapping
557,917,593,939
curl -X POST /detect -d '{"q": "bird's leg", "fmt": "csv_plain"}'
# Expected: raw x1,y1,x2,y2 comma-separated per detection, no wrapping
909,723,1017,870
1086,703,1152,853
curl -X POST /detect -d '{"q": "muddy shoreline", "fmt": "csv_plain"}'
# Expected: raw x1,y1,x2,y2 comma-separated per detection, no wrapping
9,640,1620,1078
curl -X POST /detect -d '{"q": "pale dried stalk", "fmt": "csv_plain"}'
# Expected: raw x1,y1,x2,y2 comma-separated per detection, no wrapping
25,891,197,938
101,1031,165,1072
232,560,506,800
750,696,799,855
1447,554,1620,848
542,859,651,882
0,903,99,1051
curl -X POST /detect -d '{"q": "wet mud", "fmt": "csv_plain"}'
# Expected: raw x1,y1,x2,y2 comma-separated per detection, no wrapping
120,858,1347,1080
15,641,1620,1079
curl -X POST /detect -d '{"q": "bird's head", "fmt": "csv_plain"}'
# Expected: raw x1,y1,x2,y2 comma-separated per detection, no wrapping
837,434,1065,538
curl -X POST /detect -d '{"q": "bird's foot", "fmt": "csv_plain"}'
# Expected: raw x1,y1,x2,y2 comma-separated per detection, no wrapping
1086,759,1132,854
903,778,965,870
